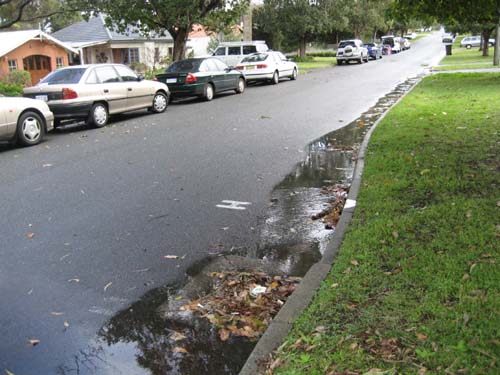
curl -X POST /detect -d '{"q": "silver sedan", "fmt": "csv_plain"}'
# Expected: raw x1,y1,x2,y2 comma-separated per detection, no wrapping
0,97,54,146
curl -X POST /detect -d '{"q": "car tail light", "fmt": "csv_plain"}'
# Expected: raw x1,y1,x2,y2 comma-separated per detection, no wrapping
185,73,197,84
257,64,267,69
234,65,244,70
62,88,78,100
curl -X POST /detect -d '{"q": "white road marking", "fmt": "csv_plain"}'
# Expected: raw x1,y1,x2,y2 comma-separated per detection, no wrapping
216,200,252,210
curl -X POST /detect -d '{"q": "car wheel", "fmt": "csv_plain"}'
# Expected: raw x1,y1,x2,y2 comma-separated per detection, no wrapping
271,71,279,84
364,54,369,62
290,68,298,80
235,77,245,94
203,83,214,101
466,44,472,49
16,111,44,146
151,91,168,113
337,60,342,65
358,57,363,64
88,103,108,128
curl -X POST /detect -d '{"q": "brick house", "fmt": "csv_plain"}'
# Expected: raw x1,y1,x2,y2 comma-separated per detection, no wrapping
0,30,78,85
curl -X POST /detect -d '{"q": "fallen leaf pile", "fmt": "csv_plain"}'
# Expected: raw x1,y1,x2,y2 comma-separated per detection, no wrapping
180,272,300,342
311,184,350,229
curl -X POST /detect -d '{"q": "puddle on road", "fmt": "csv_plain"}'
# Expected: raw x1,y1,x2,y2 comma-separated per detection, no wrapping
54,77,421,375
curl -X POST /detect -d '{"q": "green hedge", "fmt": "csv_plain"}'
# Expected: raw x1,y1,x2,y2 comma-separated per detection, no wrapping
0,82,23,97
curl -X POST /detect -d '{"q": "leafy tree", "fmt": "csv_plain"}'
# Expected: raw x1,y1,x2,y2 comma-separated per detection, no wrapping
395,0,500,57
0,0,80,30
83,0,250,61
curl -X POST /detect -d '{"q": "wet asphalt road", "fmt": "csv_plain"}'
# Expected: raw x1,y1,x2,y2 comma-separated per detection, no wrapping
0,34,444,374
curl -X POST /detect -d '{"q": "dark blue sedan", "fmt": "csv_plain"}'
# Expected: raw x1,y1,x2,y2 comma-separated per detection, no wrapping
365,43,383,60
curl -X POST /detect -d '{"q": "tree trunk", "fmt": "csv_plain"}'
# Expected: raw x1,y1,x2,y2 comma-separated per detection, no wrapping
481,29,491,57
171,26,189,61
299,36,306,58
494,20,500,66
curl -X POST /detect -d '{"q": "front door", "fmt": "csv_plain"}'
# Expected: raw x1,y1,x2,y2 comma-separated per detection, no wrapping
23,55,51,85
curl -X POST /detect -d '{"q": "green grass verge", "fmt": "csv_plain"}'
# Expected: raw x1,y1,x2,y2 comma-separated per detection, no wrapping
412,32,432,42
440,46,494,65
273,73,500,375
297,56,337,70
432,62,498,71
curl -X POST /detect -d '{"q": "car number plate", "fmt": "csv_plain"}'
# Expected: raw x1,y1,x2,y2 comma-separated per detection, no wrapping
35,95,48,102
246,66,254,70
166,78,177,83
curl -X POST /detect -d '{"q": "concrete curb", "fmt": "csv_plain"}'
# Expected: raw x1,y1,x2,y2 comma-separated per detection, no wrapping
239,77,424,375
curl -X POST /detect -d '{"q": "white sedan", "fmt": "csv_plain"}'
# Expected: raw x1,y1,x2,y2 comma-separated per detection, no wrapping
234,51,298,84
0,97,54,146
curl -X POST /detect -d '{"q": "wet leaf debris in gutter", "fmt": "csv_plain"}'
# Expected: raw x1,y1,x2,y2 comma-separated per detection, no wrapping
311,184,350,229
180,272,301,341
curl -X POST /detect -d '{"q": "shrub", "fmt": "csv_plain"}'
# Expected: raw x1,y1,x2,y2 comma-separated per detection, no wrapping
306,51,337,57
129,62,148,73
0,81,23,96
290,55,314,62
5,70,31,86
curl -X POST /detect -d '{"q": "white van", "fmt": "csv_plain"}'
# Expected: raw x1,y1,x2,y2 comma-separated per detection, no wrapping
212,41,269,67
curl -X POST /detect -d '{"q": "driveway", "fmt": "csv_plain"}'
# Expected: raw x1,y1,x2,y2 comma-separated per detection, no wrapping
0,33,444,374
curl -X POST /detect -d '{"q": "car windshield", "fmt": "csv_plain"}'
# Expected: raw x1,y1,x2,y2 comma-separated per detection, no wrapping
241,53,269,63
166,60,202,73
39,68,86,85
339,41,355,48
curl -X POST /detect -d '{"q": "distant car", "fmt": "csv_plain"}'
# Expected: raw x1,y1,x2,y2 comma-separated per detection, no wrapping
336,39,369,64
234,51,298,83
460,35,496,49
442,33,455,44
381,35,402,53
23,64,169,128
365,43,383,59
0,97,54,146
155,57,245,101
404,32,417,39
402,38,411,50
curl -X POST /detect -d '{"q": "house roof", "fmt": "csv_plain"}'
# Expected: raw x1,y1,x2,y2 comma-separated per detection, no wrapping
0,29,78,57
53,14,173,48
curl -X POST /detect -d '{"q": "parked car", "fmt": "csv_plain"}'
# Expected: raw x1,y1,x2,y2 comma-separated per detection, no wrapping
381,35,402,53
234,51,298,84
212,41,269,67
460,35,496,49
0,97,54,146
402,38,411,50
336,39,369,64
404,32,417,39
155,57,245,102
23,64,169,128
442,33,455,44
365,43,383,60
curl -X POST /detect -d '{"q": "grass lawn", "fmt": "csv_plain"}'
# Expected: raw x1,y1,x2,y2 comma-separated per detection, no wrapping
439,39,496,66
432,62,497,71
272,73,500,375
297,56,337,71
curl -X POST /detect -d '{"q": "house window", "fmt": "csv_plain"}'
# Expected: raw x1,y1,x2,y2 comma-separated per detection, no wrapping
127,48,140,63
56,57,64,68
8,59,17,71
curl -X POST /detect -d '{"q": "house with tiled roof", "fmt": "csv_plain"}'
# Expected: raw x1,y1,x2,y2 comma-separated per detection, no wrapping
0,29,77,84
52,14,174,69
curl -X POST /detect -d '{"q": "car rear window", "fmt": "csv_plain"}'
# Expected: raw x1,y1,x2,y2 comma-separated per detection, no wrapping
339,41,355,48
241,53,268,63
39,68,86,85
166,60,202,73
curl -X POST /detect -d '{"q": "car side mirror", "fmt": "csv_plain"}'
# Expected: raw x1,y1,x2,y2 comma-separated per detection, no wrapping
137,74,144,81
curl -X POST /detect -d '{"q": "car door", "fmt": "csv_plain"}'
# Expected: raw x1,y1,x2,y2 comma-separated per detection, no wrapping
275,52,293,76
212,58,237,91
93,65,128,114
227,46,242,68
114,65,153,110
0,100,11,140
